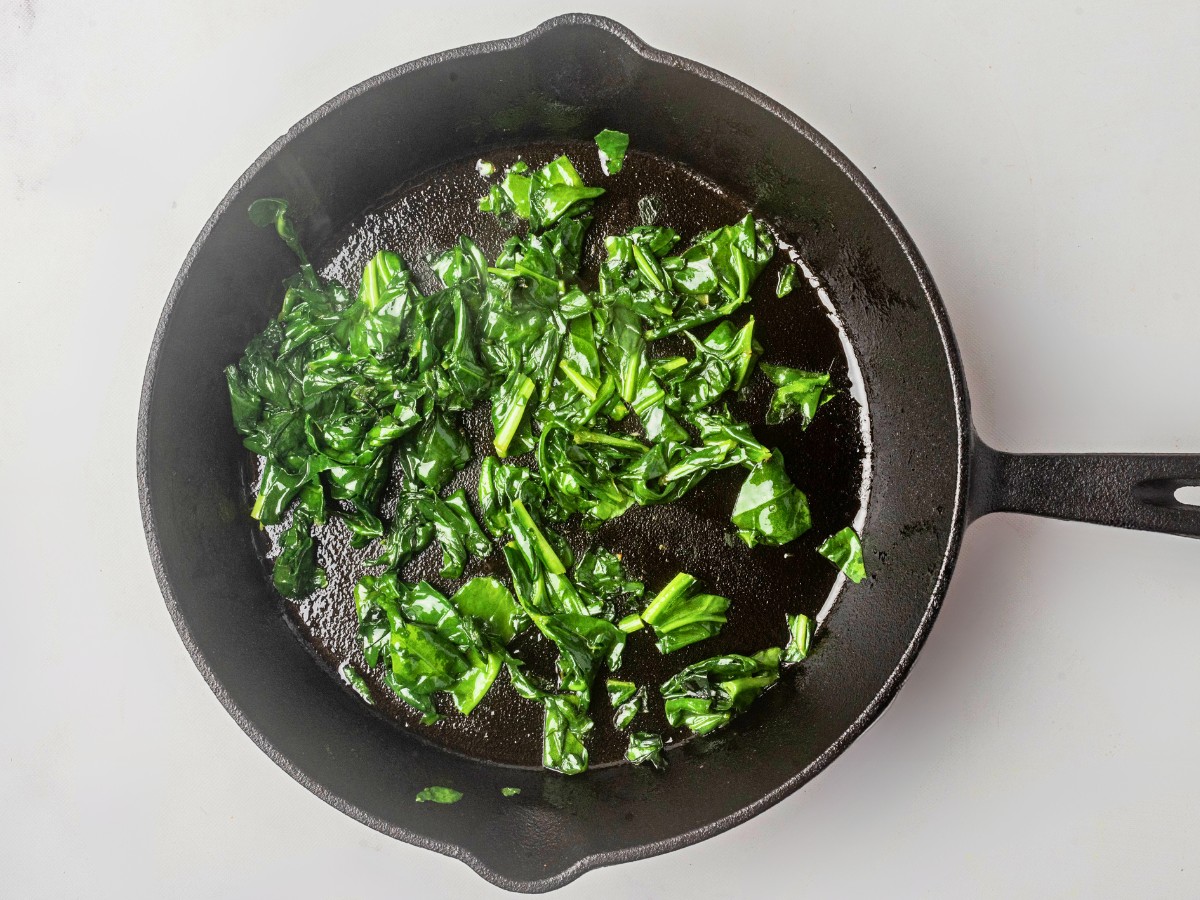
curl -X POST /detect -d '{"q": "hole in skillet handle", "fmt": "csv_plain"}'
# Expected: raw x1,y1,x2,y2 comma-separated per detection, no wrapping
1172,485,1200,507
1140,480,1200,509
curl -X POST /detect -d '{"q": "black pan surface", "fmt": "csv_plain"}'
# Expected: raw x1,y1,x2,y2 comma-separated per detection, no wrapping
139,13,1199,893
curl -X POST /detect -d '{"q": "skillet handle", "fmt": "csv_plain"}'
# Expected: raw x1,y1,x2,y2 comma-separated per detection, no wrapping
969,436,1200,538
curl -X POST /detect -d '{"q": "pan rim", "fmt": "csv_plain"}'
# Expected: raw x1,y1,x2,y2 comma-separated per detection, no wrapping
137,12,971,893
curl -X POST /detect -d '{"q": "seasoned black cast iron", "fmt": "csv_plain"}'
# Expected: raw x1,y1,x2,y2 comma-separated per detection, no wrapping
137,14,1200,892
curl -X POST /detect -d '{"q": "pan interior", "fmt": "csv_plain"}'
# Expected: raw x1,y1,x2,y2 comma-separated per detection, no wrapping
250,140,868,767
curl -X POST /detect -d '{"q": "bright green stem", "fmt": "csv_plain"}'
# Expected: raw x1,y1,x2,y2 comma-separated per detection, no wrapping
510,499,566,575
641,572,696,625
617,613,645,633
630,242,666,291
572,430,649,452
558,360,599,401
493,374,534,458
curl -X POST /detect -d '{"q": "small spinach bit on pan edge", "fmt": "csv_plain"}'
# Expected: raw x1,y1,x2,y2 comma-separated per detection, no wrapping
595,128,630,175
415,786,463,804
626,732,666,769
817,526,867,583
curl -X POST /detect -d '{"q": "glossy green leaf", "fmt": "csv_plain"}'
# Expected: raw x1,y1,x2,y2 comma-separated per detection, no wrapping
816,526,867,583
507,661,593,775
271,511,326,599
783,613,813,663
640,572,730,654
760,363,835,428
339,662,374,704
730,451,811,547
626,732,666,769
415,786,463,804
606,678,647,729
595,129,630,175
776,265,797,297
660,648,782,735
452,577,525,645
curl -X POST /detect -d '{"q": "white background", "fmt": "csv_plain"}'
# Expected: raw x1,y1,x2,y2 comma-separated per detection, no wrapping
3,1,1199,896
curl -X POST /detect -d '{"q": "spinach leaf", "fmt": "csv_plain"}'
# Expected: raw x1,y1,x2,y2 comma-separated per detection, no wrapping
402,411,471,492
606,679,637,707
247,198,317,287
528,611,625,695
607,680,646,729
477,456,546,536
639,572,730,654
478,160,533,219
419,489,491,579
574,546,644,613
783,613,813,664
271,510,325,599
759,363,835,428
386,622,470,723
452,577,525,645
816,526,867,583
353,576,505,721
595,129,630,175
660,648,782,735
415,786,463,804
626,732,666,769
480,155,605,232
531,156,606,230
507,661,593,775
775,264,797,298
339,661,374,705
730,450,811,548
368,492,435,570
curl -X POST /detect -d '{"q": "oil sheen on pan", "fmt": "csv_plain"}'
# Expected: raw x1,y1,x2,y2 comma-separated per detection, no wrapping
247,141,868,768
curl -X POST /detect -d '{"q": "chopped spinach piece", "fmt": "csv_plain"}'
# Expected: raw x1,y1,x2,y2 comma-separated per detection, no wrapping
352,575,504,722
626,732,666,769
817,526,867,583
760,363,835,428
501,787,521,797
271,510,326,599
415,786,463,804
508,660,594,775
639,572,730,654
452,576,525,645
730,451,811,548
776,264,797,297
783,613,812,664
606,678,646,728
660,648,782,735
339,661,374,705
480,155,605,231
595,129,630,175
606,678,637,707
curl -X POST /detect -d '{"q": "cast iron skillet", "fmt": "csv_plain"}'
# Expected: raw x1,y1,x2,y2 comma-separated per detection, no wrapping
137,14,1200,893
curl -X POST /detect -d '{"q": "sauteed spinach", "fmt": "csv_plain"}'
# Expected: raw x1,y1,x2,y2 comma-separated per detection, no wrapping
226,132,865,775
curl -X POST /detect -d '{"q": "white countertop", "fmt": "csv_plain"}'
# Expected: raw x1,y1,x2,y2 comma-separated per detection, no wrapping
4,1,1199,896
